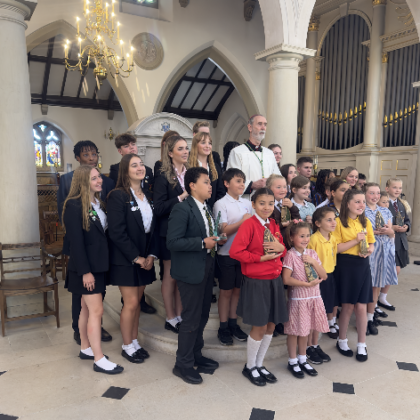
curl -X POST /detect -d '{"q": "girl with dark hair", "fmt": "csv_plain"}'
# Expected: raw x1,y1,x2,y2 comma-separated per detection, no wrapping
230,188,288,386
313,169,334,206
332,189,375,362
282,220,329,379
107,154,159,364
222,141,240,171
327,179,351,217
280,164,297,197
63,165,123,375
153,130,180,176
290,175,316,224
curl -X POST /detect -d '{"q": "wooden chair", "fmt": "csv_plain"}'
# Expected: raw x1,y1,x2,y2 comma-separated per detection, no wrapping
0,241,60,337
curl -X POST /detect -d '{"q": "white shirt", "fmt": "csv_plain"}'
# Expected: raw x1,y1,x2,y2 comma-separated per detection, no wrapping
213,193,253,255
192,196,215,253
130,188,153,233
91,200,107,231
226,143,280,199
316,198,329,209
275,199,283,208
291,198,309,209
255,213,270,227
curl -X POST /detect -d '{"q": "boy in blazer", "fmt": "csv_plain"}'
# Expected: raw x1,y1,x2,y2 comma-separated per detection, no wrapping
167,167,226,385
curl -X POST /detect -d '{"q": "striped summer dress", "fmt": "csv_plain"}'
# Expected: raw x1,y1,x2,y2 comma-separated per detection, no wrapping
283,248,330,337
365,206,398,288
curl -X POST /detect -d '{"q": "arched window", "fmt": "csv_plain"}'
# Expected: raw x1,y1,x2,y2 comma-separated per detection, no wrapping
33,122,63,171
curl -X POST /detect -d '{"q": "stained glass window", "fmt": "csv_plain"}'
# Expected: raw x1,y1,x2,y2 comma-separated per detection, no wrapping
33,122,63,170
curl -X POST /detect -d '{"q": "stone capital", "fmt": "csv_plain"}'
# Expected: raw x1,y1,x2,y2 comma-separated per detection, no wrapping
0,0,36,27
308,15,320,32
255,44,316,62
266,53,303,72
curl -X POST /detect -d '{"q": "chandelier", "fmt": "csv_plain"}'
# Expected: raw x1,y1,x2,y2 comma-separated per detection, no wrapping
64,0,134,86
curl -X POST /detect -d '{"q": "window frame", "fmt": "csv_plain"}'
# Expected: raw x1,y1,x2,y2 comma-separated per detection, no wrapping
33,122,64,172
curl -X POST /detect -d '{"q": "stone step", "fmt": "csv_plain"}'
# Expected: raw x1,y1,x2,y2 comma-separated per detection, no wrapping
104,285,288,362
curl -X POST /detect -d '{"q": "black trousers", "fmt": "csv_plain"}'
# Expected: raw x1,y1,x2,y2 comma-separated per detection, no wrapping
175,254,215,369
71,291,106,333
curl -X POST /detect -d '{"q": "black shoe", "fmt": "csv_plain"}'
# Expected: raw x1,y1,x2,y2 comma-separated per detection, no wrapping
272,329,279,337
74,331,81,345
275,323,285,335
315,346,331,362
165,321,180,334
336,342,354,357
242,365,266,386
374,308,388,318
377,301,395,311
141,301,156,314
366,326,370,336
173,365,203,385
230,325,248,342
79,352,109,360
194,356,219,370
101,328,112,342
93,363,124,375
414,261,420,265
299,361,318,376
211,294,217,303
356,346,368,362
287,363,304,379
135,347,150,359
257,366,277,383
367,320,378,335
121,350,144,364
373,317,383,326
306,346,323,365
218,328,233,346
327,326,339,339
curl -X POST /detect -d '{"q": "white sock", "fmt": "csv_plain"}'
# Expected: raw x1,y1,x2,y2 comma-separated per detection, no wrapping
167,317,179,328
132,339,142,351
312,344,318,349
255,334,273,372
357,342,367,356
338,338,351,351
367,313,374,322
375,305,384,314
81,347,94,356
177,316,183,323
298,354,313,369
288,357,301,372
328,319,334,326
333,317,339,330
95,356,117,371
122,343,136,356
247,336,262,377
379,293,392,306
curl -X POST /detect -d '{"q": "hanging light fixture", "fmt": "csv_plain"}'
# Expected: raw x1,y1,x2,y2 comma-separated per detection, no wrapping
64,0,135,87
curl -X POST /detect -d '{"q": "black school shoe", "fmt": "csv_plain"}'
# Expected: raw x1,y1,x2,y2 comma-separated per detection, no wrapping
275,323,285,335
242,365,266,386
336,342,354,357
299,361,318,376
375,308,388,318
101,328,113,342
74,331,81,345
367,320,378,335
315,346,331,362
377,301,395,311
165,321,180,334
218,328,233,346
230,325,248,342
173,366,203,385
136,347,150,359
141,300,157,314
257,366,277,383
287,363,304,379
306,346,323,364
121,350,144,364
79,352,109,360
93,363,124,375
356,346,368,362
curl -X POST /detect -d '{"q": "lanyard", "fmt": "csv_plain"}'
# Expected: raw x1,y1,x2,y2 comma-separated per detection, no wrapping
245,143,264,178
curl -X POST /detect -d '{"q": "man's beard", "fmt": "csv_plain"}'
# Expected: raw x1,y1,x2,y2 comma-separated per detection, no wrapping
252,131,265,142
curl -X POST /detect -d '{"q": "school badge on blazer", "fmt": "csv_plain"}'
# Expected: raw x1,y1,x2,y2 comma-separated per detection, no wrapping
263,228,277,255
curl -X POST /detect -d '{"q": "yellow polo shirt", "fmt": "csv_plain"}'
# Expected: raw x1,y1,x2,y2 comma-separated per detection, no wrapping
332,217,375,256
308,231,337,274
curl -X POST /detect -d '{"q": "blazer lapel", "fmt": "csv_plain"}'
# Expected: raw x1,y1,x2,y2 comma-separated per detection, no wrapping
188,197,207,238
90,215,106,237
129,192,146,233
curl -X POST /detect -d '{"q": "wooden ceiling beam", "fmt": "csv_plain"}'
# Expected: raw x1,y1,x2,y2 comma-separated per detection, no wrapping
41,38,55,104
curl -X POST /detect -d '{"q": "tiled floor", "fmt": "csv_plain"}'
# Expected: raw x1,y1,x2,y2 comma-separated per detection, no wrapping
0,261,419,420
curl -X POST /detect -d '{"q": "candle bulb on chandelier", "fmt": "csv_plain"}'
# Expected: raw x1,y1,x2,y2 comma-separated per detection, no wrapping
112,0,115,14
131,46,134,66
111,12,115,30
120,39,124,56
117,22,120,40
76,17,80,36
105,3,109,21
78,37,82,55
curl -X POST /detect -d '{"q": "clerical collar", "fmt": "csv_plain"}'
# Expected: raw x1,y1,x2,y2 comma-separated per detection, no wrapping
246,140,262,152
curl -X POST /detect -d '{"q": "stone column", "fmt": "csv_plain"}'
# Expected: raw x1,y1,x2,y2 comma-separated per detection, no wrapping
375,52,389,147
301,16,320,153
255,46,316,165
363,0,387,149
0,1,39,244
313,63,323,149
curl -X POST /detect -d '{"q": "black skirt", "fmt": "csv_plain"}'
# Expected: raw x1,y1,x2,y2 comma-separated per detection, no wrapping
109,263,156,287
335,254,373,304
160,236,171,261
319,272,337,314
395,248,409,269
67,270,106,295
237,275,289,327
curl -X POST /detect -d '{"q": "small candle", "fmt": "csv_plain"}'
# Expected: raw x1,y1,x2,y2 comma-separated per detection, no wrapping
76,17,80,36
105,3,109,21
131,46,134,66
79,37,82,54
120,39,123,56
111,12,114,30
64,44,68,59
112,0,115,14
117,22,120,39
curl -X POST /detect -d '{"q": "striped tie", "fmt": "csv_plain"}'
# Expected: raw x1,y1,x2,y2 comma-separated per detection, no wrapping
204,207,216,258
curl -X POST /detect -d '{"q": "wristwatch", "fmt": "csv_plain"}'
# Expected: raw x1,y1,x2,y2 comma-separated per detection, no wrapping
133,256,139,264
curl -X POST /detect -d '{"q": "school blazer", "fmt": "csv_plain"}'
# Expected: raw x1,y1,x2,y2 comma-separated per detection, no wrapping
63,199,109,276
207,164,226,209
166,196,211,285
153,174,184,237
389,200,411,252
109,163,154,200
107,189,160,266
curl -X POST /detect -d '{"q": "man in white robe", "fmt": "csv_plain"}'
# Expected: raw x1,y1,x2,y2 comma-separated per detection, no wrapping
226,115,281,200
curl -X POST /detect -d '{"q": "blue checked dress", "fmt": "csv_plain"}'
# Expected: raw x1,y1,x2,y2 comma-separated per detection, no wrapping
365,206,398,287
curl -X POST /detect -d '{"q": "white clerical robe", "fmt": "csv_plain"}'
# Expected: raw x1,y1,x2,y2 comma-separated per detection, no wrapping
226,144,281,200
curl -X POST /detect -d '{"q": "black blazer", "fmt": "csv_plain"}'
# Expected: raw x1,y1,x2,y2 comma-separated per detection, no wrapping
107,189,159,266
153,174,184,237
389,199,411,252
154,160,163,178
167,196,211,284
109,163,154,200
207,164,225,209
63,199,109,276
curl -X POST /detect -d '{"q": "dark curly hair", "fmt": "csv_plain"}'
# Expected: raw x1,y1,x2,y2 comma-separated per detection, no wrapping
73,140,98,159
314,169,334,202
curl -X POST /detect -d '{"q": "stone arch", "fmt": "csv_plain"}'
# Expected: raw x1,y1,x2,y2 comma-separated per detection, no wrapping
317,10,372,56
153,40,264,119
26,20,139,126
258,0,317,49
406,0,420,33
220,112,248,146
